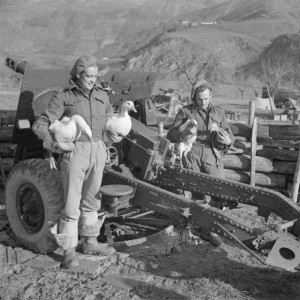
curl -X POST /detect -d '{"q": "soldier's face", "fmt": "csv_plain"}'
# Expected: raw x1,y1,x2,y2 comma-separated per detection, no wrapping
79,66,98,90
195,89,212,110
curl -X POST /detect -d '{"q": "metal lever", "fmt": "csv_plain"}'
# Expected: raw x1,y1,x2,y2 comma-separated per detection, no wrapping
215,221,266,265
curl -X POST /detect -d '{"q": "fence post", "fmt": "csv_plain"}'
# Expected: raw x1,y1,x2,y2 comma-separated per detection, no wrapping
248,100,255,126
291,147,300,203
250,117,258,186
0,156,6,188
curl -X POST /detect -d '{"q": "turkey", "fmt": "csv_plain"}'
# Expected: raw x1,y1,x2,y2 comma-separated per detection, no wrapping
211,123,231,162
170,119,198,168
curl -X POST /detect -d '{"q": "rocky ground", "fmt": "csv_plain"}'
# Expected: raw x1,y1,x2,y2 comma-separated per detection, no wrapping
1,190,300,300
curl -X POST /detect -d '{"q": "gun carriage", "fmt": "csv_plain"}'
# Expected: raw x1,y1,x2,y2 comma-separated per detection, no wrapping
4,57,300,272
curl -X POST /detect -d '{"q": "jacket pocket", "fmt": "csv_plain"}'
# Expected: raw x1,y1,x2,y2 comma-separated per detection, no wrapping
95,97,105,103
64,99,77,106
210,116,221,125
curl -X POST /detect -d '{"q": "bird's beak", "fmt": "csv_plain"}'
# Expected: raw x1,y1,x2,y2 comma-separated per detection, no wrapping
131,103,137,113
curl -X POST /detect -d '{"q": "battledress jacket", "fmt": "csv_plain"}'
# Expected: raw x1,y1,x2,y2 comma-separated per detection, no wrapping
32,79,112,147
167,102,234,164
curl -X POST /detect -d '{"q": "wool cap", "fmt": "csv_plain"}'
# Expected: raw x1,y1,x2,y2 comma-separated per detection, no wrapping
70,54,98,76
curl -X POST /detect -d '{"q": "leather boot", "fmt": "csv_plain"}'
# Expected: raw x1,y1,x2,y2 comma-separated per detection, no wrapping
52,218,79,269
82,236,116,255
79,211,115,256
61,248,79,269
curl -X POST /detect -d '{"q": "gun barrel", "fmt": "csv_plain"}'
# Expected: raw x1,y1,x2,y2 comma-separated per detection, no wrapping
5,57,27,75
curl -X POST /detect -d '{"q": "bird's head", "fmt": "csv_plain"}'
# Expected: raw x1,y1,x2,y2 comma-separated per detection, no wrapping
211,122,219,132
121,100,137,113
187,119,198,129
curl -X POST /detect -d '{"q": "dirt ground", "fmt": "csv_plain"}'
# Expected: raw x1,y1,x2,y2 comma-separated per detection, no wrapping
1,197,300,300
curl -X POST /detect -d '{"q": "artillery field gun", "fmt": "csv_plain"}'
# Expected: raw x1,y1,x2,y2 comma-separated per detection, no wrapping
4,57,300,272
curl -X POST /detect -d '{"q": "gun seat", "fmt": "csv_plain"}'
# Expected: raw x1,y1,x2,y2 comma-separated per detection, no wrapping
99,184,135,217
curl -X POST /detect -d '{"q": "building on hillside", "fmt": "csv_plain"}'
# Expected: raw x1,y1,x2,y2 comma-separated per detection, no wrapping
201,21,217,25
181,20,190,27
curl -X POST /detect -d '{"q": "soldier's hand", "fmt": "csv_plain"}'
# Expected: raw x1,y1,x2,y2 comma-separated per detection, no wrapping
104,130,123,145
217,129,231,146
55,142,75,152
43,139,75,153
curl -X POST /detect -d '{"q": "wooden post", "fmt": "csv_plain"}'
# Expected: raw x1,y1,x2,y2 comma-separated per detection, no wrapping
291,119,300,203
0,156,6,188
158,121,164,137
293,112,300,125
291,147,300,203
248,100,255,126
250,117,258,186
167,96,175,117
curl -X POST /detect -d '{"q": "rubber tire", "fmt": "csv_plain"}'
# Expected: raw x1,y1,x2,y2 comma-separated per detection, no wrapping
5,158,64,253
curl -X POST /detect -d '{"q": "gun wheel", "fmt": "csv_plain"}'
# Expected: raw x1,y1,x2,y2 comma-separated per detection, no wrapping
5,158,63,253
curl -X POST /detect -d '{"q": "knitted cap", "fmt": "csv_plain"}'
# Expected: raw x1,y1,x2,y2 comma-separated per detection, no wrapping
70,54,98,76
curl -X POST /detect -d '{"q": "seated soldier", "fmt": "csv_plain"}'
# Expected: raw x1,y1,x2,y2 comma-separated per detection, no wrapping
167,83,234,179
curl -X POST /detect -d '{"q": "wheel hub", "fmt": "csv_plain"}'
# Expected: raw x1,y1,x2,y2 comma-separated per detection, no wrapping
16,183,45,234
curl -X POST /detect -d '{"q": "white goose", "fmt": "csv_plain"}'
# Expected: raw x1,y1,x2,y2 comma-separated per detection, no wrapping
49,114,92,144
47,115,92,169
105,100,137,144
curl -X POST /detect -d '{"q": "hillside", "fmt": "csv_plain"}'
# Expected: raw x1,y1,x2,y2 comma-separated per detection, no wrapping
198,0,299,21
239,33,300,88
0,0,206,59
0,0,300,91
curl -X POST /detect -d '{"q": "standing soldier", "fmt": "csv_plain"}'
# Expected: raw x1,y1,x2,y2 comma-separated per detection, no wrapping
32,54,115,269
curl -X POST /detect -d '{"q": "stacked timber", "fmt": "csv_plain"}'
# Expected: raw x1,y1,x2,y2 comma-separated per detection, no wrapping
0,110,15,188
225,120,300,193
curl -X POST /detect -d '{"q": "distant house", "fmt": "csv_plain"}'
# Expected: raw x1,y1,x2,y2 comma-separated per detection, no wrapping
191,22,198,27
201,21,217,25
181,20,190,27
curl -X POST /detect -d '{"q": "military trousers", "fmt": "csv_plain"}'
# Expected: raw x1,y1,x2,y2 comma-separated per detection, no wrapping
60,140,107,222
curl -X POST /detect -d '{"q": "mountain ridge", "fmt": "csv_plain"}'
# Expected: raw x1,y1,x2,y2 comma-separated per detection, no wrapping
1,0,299,90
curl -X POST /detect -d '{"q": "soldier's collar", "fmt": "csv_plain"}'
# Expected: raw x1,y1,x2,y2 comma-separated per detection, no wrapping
196,103,212,113
68,78,94,97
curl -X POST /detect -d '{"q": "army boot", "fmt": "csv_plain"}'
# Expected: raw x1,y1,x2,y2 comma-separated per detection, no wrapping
53,218,79,269
62,248,79,269
79,211,115,255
